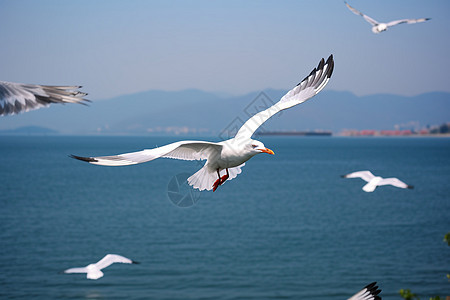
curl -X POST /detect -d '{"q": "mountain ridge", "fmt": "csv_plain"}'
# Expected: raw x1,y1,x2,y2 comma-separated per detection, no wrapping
1,89,449,135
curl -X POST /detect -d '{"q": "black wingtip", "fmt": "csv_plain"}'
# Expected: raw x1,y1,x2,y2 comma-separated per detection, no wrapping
326,54,334,78
296,54,334,87
340,175,346,178
317,57,325,72
364,282,382,300
132,261,140,264
407,185,414,189
69,154,97,163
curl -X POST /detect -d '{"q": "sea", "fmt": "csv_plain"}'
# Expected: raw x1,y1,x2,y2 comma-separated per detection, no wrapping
0,136,449,300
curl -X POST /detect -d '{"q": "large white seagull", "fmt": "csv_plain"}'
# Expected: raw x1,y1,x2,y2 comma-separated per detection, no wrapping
71,55,334,192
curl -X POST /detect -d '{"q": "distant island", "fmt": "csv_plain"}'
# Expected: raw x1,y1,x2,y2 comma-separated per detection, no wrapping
0,126,59,136
257,131,332,136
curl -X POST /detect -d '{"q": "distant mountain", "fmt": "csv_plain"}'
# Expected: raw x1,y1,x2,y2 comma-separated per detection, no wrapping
0,89,449,136
0,126,59,135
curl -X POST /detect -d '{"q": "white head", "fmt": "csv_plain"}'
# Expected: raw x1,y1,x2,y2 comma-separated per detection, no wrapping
247,139,275,156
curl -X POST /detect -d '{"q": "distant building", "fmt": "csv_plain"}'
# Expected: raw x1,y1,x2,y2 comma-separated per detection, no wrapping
379,130,412,136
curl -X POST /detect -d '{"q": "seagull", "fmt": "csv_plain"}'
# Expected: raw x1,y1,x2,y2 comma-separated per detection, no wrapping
63,254,139,280
345,2,430,34
0,81,89,116
348,282,382,300
342,170,414,192
71,55,334,192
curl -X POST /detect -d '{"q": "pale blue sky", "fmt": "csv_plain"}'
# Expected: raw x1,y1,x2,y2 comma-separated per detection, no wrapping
1,0,449,100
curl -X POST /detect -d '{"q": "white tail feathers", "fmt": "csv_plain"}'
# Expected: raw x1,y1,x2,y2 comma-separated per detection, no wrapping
362,182,377,192
187,164,245,191
188,167,216,191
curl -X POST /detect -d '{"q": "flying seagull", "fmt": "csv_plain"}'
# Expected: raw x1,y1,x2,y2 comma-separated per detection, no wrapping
348,282,382,300
342,170,413,192
71,55,334,192
345,2,430,34
63,254,139,280
0,81,89,116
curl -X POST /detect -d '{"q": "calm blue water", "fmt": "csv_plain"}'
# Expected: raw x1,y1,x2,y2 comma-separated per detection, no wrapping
0,136,449,299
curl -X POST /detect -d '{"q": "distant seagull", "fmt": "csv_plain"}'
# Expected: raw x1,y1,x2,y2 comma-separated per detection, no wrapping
345,2,430,34
63,254,139,280
0,81,89,116
342,170,413,192
348,282,382,300
70,55,334,192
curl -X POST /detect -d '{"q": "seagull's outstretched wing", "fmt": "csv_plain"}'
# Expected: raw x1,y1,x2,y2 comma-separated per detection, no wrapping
234,55,334,140
342,171,375,183
378,177,413,189
0,81,89,116
386,18,430,28
64,267,88,274
345,2,379,26
71,141,223,166
95,254,136,270
348,282,382,300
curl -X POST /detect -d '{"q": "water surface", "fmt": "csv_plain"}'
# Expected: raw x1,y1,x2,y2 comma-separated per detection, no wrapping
0,136,449,299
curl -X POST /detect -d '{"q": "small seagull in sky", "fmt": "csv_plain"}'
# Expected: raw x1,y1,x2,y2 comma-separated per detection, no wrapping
345,1,430,34
71,55,334,192
63,254,139,280
342,170,414,192
348,282,382,300
0,81,88,116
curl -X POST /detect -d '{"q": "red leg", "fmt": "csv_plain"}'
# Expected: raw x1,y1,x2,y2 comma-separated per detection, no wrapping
220,168,229,183
212,169,222,192
212,168,229,192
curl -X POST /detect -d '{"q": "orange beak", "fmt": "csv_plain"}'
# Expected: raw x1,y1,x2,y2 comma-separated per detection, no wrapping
260,147,274,155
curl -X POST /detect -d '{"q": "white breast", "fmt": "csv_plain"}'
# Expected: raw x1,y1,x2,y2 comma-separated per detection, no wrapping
212,140,255,170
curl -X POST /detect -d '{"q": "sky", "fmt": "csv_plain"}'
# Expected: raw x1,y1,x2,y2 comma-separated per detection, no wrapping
1,0,449,101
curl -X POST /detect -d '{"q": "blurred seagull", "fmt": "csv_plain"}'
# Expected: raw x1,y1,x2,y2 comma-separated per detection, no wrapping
63,254,139,280
348,282,382,300
0,81,88,116
345,1,430,34
342,170,414,192
71,55,334,192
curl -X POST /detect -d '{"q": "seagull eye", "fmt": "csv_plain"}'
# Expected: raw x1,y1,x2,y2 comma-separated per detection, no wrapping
251,144,257,148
